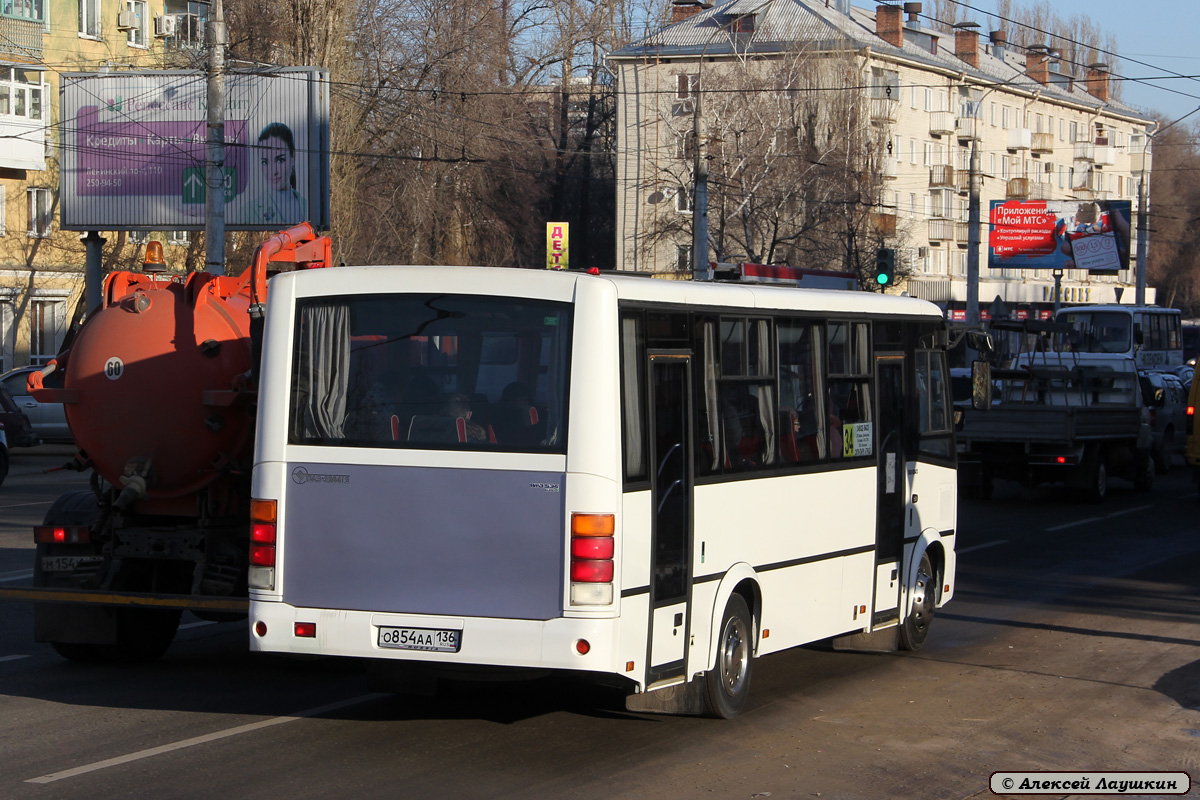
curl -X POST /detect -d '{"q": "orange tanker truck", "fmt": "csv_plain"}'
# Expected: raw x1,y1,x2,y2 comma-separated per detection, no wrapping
0,224,332,661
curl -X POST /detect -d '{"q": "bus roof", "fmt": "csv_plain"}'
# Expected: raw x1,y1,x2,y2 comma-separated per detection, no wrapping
276,265,944,320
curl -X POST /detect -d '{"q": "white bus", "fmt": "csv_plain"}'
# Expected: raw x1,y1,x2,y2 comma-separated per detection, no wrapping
247,266,958,717
1054,305,1182,370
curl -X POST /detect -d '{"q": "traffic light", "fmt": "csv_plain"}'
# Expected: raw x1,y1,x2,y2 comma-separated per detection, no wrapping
874,247,895,288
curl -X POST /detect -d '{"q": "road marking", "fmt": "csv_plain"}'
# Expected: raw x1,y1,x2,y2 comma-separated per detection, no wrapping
0,500,55,509
1044,516,1102,532
0,571,33,584
1045,505,1155,532
178,620,217,631
958,540,1008,554
26,693,386,784
1104,504,1154,519
0,655,30,663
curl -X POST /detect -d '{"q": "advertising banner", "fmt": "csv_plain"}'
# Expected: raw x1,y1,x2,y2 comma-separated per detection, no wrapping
987,199,1131,274
60,68,329,231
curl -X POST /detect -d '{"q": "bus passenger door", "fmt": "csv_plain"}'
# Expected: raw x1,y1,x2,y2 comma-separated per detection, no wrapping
872,356,906,626
646,353,693,686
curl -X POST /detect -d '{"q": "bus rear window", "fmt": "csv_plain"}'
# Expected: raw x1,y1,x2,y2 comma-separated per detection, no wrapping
289,294,571,452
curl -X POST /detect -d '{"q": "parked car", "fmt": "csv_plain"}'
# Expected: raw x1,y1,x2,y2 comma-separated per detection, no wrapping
0,382,37,447
1139,370,1189,473
0,366,70,443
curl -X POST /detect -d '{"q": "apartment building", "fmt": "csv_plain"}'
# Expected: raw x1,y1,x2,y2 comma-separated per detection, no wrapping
0,1,209,372
609,0,1155,317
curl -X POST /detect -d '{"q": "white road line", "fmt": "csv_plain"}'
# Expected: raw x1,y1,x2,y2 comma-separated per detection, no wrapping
0,500,55,509
0,655,31,663
178,620,217,631
0,571,33,584
1045,516,1102,532
26,693,386,784
957,540,1009,554
1045,504,1156,532
1104,504,1154,519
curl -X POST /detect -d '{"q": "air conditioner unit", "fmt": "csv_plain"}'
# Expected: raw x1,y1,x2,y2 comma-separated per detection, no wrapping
117,9,137,30
154,14,176,37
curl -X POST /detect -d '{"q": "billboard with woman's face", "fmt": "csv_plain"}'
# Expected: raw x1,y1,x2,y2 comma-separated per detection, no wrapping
59,68,329,230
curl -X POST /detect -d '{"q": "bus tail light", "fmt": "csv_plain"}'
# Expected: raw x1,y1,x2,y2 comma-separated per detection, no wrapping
570,513,615,606
249,498,277,590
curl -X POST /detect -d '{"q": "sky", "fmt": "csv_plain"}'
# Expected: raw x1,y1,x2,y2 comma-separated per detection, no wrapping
963,0,1200,123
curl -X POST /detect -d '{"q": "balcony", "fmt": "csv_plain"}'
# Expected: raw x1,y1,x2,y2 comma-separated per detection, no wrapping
929,111,955,137
1093,146,1116,166
1031,132,1054,154
879,156,899,180
870,97,899,122
929,164,954,188
956,222,970,246
873,212,898,236
1027,181,1054,201
1073,141,1095,162
928,219,955,241
955,170,972,194
1007,128,1032,151
1072,172,1109,199
1006,177,1029,199
0,16,43,59
956,117,981,141
1129,152,1149,173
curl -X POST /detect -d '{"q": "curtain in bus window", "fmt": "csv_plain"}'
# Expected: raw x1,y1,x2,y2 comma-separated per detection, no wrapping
621,314,645,480
701,321,720,472
778,320,825,462
754,319,776,465
297,302,351,440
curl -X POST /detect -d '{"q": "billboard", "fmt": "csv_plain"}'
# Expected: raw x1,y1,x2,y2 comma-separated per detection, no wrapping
60,68,329,231
987,199,1132,274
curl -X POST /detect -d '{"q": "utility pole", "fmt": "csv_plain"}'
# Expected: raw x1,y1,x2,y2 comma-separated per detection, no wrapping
204,0,227,276
1135,164,1149,306
691,91,710,282
965,134,982,324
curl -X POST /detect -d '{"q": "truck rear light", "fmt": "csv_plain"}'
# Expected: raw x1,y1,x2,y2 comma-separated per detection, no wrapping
570,513,615,606
294,622,316,638
249,498,278,590
1188,405,1195,436
34,525,90,544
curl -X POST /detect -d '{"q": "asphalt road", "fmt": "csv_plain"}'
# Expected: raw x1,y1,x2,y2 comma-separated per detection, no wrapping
1,448,1197,799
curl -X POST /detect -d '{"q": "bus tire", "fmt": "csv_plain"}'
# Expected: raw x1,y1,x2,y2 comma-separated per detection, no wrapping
704,594,754,719
899,553,936,652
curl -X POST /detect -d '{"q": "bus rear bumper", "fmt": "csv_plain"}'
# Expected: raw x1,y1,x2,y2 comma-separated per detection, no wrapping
249,599,625,676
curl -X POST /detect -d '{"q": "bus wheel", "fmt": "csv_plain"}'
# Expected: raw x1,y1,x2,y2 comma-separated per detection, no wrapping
704,594,753,719
899,553,936,652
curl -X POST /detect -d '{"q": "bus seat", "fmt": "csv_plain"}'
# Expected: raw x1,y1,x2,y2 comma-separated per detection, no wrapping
407,415,460,443
390,414,402,441
779,409,801,463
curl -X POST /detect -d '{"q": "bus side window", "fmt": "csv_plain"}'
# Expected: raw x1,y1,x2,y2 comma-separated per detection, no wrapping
778,319,824,463
620,312,648,482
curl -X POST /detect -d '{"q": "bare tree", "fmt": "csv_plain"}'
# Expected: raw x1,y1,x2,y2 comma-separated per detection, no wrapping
1146,119,1200,312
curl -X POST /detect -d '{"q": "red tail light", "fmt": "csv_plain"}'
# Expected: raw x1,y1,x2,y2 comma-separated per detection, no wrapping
570,513,615,605
249,499,278,587
34,525,90,544
294,622,316,638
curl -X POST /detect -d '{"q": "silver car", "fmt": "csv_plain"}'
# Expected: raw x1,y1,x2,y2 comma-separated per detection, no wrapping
1138,370,1188,473
0,366,71,444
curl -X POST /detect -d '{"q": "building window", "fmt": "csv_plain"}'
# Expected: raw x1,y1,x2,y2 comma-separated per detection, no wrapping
676,73,699,100
168,230,192,246
129,230,149,244
3,0,43,21
675,245,691,273
125,0,147,47
26,187,51,237
674,186,692,214
0,68,46,122
29,298,64,365
79,0,100,37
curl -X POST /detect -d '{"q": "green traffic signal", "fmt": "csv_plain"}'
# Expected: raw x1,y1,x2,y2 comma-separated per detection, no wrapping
874,247,895,288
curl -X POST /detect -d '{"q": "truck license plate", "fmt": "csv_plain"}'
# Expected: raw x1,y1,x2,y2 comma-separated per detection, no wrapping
40,556,99,573
377,626,461,653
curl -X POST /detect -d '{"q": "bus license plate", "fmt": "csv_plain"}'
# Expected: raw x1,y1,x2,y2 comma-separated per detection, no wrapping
377,626,461,653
